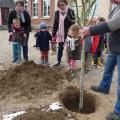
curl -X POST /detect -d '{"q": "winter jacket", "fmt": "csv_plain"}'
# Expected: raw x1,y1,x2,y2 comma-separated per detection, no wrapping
9,26,26,43
66,39,81,60
91,35,100,55
52,8,75,39
35,31,52,51
8,10,31,33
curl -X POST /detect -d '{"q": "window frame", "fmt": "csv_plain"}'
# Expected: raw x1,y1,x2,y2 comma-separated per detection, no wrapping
32,0,38,19
42,0,50,17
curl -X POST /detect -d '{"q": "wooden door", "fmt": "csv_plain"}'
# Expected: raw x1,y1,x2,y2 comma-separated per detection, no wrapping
1,8,9,25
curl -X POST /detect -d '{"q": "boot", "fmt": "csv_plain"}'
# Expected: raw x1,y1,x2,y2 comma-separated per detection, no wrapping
44,59,49,66
41,59,44,65
98,57,103,66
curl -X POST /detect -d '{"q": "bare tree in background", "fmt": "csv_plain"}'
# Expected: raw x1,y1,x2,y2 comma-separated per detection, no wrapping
72,0,97,111
73,0,97,26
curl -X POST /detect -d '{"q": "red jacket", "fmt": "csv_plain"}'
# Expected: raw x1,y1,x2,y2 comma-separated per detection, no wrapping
91,35,100,55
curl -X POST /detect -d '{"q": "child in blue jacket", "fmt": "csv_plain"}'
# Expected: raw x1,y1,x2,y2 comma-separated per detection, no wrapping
34,21,52,65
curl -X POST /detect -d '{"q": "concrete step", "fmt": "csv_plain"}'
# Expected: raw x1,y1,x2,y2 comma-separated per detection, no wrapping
0,25,8,30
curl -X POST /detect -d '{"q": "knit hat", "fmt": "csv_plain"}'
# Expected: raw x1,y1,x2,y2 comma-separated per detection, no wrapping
39,21,47,29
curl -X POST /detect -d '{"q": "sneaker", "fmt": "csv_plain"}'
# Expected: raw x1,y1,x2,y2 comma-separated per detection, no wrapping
54,62,60,66
12,59,18,63
41,59,44,65
24,58,28,61
106,112,120,120
44,60,50,66
91,86,109,94
16,59,22,62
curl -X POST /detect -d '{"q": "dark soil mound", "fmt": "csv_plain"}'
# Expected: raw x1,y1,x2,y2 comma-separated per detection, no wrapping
0,61,64,99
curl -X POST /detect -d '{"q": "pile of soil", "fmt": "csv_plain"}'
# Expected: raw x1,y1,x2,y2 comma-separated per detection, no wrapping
59,86,96,114
0,61,64,99
13,108,75,120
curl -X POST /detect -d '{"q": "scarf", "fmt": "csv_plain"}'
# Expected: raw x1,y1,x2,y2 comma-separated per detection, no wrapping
66,36,78,51
16,11,25,23
56,5,69,43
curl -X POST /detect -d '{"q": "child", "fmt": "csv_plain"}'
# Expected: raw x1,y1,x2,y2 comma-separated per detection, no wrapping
93,17,106,66
9,18,26,63
34,21,52,65
65,24,81,81
84,19,97,72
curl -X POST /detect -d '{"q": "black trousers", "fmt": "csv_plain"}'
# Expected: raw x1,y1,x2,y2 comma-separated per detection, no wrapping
57,42,64,63
22,33,29,60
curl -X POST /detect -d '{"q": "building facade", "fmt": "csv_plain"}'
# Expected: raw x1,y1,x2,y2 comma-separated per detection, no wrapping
26,0,55,27
0,0,15,25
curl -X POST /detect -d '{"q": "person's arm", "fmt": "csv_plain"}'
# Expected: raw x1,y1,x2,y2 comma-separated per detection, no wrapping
106,11,120,31
48,32,52,41
89,22,111,35
34,30,39,38
25,11,31,33
90,10,120,35
8,11,14,33
52,11,59,37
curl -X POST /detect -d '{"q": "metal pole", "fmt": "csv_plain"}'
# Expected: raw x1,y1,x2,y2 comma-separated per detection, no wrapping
79,36,85,111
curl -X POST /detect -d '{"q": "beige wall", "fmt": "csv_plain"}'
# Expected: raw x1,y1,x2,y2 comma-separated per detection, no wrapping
98,0,111,19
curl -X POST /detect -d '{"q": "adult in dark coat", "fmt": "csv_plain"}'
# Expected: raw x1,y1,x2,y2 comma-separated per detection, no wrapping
52,0,75,66
81,0,120,120
8,0,31,61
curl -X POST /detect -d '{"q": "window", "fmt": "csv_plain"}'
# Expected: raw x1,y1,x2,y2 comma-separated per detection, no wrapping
24,0,28,11
43,0,50,17
33,0,38,18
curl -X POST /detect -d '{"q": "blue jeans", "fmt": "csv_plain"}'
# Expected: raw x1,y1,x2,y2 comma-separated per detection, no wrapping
99,53,120,114
12,42,22,62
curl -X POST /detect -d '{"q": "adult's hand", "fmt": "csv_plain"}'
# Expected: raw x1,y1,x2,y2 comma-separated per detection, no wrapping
23,33,27,38
52,37,57,44
9,32,13,36
80,27,90,37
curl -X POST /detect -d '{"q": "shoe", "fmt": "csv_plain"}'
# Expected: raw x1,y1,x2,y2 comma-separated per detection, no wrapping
33,45,37,47
54,62,60,66
98,57,103,66
24,58,28,61
44,60,50,66
106,112,120,120
41,59,44,64
12,59,17,63
91,86,109,94
16,59,22,63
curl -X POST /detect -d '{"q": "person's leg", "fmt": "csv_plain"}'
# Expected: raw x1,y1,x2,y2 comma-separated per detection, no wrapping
97,49,103,66
23,33,29,60
12,42,18,62
17,43,22,62
100,54,116,91
94,50,98,64
91,54,117,93
106,55,120,120
70,60,77,70
44,51,49,64
55,42,64,66
40,50,44,64
115,55,120,114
